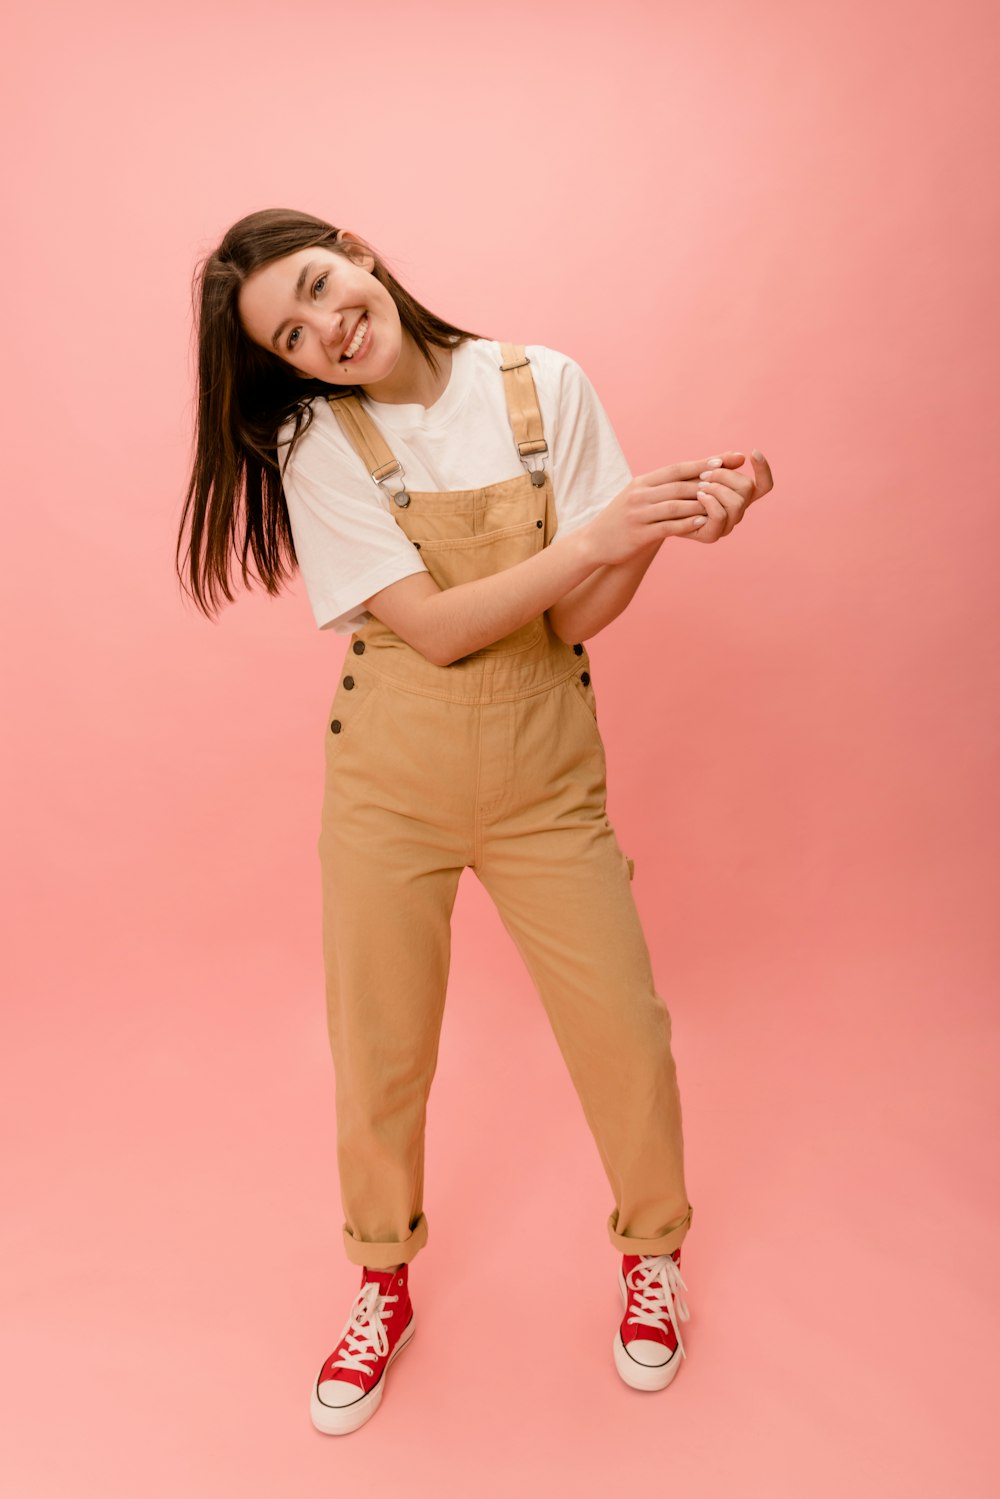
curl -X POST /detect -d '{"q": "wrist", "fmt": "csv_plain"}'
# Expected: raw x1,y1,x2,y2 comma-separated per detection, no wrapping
565,520,605,572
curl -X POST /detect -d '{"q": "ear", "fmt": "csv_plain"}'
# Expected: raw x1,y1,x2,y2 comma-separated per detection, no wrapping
336,228,375,270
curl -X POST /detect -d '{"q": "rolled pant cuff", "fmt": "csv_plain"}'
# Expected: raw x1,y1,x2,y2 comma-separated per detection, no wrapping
342,1211,429,1268
607,1203,693,1258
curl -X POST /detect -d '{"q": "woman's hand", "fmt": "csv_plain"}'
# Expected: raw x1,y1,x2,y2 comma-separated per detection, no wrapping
679,450,774,543
584,461,722,566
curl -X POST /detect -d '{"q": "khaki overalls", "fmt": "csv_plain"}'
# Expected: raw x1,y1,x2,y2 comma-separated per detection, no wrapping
317,344,694,1270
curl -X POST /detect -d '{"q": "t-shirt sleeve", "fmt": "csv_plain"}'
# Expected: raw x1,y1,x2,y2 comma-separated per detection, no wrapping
545,353,634,544
279,401,429,633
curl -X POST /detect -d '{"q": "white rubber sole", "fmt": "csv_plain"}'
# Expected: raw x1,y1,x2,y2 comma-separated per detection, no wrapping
310,1312,416,1435
612,1268,684,1391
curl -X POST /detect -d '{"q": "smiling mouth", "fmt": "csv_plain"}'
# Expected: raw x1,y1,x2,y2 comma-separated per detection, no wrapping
340,312,371,362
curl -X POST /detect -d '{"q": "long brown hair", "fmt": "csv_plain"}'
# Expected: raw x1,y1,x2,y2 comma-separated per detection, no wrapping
176,208,489,621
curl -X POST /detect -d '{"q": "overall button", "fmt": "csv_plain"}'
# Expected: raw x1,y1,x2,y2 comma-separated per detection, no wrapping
343,676,355,689
581,671,590,685
573,643,584,654
352,640,365,655
330,720,342,734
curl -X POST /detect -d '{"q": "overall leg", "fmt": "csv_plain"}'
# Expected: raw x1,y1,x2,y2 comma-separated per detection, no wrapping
319,742,465,1270
474,678,694,1257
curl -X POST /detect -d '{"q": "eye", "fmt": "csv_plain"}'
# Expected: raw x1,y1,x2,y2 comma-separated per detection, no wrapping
286,273,329,352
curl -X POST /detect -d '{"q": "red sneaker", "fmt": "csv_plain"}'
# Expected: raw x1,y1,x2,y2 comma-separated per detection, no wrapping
613,1247,690,1391
310,1263,416,1434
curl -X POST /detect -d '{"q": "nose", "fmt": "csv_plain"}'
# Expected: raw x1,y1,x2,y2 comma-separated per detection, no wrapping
319,314,345,351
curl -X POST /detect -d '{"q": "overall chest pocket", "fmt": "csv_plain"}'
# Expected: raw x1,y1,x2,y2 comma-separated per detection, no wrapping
411,518,546,656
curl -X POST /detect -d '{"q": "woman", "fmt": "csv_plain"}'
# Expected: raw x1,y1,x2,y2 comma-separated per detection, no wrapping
177,207,773,1435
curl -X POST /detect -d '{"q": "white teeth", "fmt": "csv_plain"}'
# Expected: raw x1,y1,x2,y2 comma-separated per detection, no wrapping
342,313,368,360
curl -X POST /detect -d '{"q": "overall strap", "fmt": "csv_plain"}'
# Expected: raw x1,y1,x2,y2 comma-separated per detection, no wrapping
498,343,549,486
325,392,405,492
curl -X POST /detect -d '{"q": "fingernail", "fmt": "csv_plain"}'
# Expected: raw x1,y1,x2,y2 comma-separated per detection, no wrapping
707,456,723,467
692,516,707,526
751,448,763,460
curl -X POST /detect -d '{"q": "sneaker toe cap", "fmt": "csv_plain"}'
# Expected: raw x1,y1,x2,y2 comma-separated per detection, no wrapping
316,1376,367,1409
625,1336,677,1369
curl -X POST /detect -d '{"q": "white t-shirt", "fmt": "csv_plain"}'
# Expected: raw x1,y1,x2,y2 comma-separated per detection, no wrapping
277,337,634,635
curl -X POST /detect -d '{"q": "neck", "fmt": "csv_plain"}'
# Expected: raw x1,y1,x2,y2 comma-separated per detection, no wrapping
359,333,455,409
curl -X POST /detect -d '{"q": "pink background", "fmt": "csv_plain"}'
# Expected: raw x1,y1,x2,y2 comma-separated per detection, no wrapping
4,0,998,1492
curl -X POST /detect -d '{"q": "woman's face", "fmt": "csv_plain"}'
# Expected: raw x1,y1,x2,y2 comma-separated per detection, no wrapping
238,232,402,385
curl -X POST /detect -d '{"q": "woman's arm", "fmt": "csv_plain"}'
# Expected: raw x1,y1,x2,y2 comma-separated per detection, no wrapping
365,489,709,664
363,527,604,666
364,464,714,664
545,539,665,644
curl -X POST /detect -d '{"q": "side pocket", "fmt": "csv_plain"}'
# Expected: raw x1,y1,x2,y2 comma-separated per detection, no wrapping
561,672,609,787
567,668,600,725
324,667,384,754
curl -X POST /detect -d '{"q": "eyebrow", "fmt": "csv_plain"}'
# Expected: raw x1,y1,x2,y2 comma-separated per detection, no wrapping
270,261,315,350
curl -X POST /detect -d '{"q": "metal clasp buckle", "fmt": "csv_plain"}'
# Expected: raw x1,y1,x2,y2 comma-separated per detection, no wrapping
521,453,547,487
376,462,411,508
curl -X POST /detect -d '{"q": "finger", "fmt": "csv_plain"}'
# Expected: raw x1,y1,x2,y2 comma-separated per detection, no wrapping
647,497,712,527
642,478,712,507
693,485,729,529
750,449,774,495
696,481,741,535
678,508,725,542
638,453,731,486
652,512,713,539
667,500,718,530
696,467,754,503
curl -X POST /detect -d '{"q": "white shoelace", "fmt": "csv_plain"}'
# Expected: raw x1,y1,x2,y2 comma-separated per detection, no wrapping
328,1281,398,1375
626,1254,691,1361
